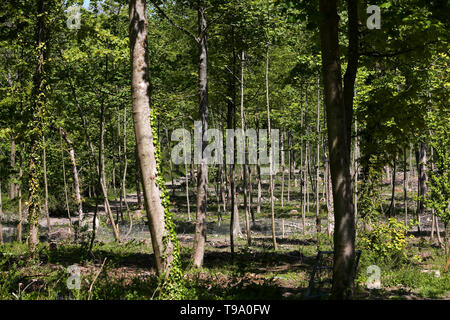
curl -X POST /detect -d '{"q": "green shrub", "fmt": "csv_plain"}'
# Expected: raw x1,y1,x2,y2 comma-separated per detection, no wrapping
359,218,411,265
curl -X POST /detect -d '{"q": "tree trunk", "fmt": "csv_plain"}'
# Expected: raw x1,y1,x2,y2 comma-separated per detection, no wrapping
60,132,73,233
166,127,175,199
10,138,16,199
17,147,23,242
300,99,306,234
130,0,180,276
240,50,251,246
288,133,292,202
353,118,359,230
266,45,277,251
281,130,285,207
117,107,124,223
42,135,51,234
416,143,427,234
404,147,408,224
100,103,120,240
227,25,241,260
316,76,321,235
319,0,357,299
389,155,397,217
0,178,3,244
122,106,130,212
60,128,83,230
408,144,413,192
27,0,50,251
182,121,191,221
192,0,210,268
256,128,262,215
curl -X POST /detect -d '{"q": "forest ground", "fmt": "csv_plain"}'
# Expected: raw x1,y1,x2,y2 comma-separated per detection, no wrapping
0,176,449,300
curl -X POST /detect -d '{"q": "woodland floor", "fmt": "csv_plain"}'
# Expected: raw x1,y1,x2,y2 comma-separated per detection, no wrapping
0,177,449,300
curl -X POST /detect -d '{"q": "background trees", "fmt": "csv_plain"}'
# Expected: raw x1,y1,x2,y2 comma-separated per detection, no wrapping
0,0,448,300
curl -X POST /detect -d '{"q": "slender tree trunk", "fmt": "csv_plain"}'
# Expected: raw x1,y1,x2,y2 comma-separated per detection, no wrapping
17,147,23,242
60,128,83,229
112,166,117,198
10,138,16,199
389,155,397,217
416,143,427,235
266,45,277,250
182,121,191,221
117,107,124,223
319,0,357,299
256,128,262,215
114,107,123,224
281,131,285,207
100,103,120,240
429,147,442,246
403,147,408,224
288,133,292,202
408,144,413,192
192,0,209,267
166,127,175,199
353,118,359,230
42,135,51,234
227,26,241,260
0,178,3,244
248,163,255,224
240,50,251,246
305,137,310,221
122,106,129,212
60,132,73,233
316,76,321,234
300,100,306,234
220,162,226,216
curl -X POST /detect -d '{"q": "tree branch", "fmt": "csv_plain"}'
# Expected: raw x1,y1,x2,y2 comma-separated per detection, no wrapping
360,41,438,58
148,0,199,43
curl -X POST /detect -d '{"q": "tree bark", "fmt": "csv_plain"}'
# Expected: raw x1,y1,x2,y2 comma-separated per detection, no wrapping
129,0,178,275
134,146,143,209
59,127,83,229
319,0,356,299
27,0,50,251
182,121,191,221
117,107,124,223
42,135,51,234
192,0,209,268
389,155,397,217
10,138,16,199
100,102,120,240
0,178,3,244
281,130,285,207
122,106,130,212
266,45,277,251
240,50,251,246
316,76,321,235
416,143,427,235
300,99,306,234
17,147,23,242
60,132,73,233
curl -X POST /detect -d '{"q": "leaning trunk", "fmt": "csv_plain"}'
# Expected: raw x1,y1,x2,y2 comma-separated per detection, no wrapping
129,0,178,276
